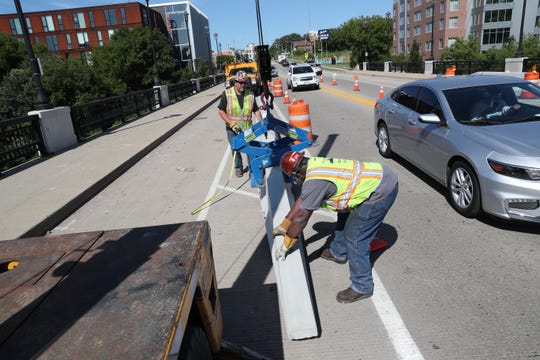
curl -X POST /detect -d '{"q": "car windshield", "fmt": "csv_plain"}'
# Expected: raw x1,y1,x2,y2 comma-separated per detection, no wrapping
293,66,314,74
444,82,540,125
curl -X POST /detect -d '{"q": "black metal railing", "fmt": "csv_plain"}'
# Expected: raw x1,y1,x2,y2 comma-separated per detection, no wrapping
523,58,540,72
0,114,47,174
433,59,506,75
389,61,425,74
71,88,160,141
367,62,385,72
168,80,198,103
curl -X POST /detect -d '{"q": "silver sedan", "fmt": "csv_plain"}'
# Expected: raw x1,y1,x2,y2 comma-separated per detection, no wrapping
374,75,540,223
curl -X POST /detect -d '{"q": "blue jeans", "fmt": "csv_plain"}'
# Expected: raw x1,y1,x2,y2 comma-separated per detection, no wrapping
226,127,243,170
330,183,398,294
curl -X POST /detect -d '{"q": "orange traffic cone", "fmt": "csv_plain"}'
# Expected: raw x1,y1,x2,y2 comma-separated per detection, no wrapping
319,74,324,82
369,238,388,252
353,79,359,91
378,85,384,99
332,75,337,86
283,90,291,104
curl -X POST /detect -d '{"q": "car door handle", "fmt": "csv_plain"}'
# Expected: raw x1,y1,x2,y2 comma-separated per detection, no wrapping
408,119,416,125
388,110,395,114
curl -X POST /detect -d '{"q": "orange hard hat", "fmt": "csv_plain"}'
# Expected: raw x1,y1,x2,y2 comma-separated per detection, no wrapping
280,151,304,176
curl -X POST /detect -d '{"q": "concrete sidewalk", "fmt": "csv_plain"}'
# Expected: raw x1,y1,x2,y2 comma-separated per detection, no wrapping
0,86,223,240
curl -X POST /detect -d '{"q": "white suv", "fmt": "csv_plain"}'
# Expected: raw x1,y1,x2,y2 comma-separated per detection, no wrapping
287,65,319,91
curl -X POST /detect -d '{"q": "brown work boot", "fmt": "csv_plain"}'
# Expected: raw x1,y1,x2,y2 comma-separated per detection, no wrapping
235,168,243,177
336,287,373,303
320,248,347,264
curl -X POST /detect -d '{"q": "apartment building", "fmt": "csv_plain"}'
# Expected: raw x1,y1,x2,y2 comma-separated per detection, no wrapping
392,0,540,60
0,1,213,71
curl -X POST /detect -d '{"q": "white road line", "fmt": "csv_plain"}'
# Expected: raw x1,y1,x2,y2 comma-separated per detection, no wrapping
196,147,230,222
373,271,425,359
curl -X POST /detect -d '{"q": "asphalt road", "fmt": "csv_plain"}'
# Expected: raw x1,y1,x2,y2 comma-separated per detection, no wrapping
51,68,540,360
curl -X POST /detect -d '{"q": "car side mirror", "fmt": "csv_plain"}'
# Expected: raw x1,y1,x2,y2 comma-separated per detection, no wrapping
418,113,443,124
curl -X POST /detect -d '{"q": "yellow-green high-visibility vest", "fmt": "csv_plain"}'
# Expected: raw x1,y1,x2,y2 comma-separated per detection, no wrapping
225,88,254,131
305,157,383,211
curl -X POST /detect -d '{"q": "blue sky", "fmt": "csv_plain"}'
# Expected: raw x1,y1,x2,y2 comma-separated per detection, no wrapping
1,0,393,51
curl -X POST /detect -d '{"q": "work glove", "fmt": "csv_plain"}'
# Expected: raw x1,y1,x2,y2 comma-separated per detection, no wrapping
272,218,291,237
501,105,511,114
275,235,298,261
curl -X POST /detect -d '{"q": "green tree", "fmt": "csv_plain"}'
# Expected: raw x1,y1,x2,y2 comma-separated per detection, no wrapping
91,26,176,93
408,38,421,64
195,57,209,78
0,68,35,119
523,34,540,58
0,33,27,79
441,35,481,60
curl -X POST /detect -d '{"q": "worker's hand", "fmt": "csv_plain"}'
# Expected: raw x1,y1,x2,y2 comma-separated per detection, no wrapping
272,218,291,237
232,125,242,134
275,244,288,261
275,235,298,261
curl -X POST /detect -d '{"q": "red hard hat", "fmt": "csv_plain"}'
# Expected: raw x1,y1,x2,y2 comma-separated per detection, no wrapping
280,151,304,176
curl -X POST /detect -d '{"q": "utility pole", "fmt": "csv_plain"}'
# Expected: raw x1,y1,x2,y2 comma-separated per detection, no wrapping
14,0,50,110
516,0,527,57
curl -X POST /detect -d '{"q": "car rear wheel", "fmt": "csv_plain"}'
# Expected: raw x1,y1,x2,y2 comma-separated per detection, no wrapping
377,123,392,158
447,161,481,218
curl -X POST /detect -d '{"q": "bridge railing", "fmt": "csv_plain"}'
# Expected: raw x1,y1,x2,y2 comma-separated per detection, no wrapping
0,114,47,174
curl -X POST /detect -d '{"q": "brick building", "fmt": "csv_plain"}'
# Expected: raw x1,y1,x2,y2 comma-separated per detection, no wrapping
0,2,167,60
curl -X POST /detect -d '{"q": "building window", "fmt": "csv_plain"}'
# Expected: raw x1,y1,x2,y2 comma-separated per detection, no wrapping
415,11,422,21
415,25,422,35
448,37,457,47
104,9,117,26
426,22,433,33
77,32,89,47
440,1,445,13
440,18,445,29
34,36,40,44
426,6,433,17
66,34,73,49
449,17,458,28
425,40,432,51
72,12,86,29
56,15,63,31
120,8,127,24
482,27,510,44
46,35,59,51
449,0,459,11
439,38,444,49
9,18,21,34
485,9,512,23
41,15,55,32
536,16,540,28
89,11,95,27
97,31,103,45
415,0,422,6
108,29,116,39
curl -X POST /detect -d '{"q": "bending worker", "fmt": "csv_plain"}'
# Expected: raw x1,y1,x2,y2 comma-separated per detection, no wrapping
217,71,263,177
273,151,398,303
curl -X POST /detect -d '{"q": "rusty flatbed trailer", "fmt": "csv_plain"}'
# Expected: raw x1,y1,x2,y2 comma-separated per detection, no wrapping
0,221,222,359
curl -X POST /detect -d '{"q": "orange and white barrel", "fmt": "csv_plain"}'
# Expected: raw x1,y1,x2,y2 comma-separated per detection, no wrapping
273,79,283,97
288,99,313,141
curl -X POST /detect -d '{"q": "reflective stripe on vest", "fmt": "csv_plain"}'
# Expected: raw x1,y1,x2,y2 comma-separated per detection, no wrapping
225,88,254,131
305,157,383,211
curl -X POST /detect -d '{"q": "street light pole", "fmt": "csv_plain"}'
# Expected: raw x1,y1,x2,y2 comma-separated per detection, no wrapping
516,0,527,57
14,0,50,110
363,21,369,63
386,11,392,61
145,0,160,86
184,11,194,77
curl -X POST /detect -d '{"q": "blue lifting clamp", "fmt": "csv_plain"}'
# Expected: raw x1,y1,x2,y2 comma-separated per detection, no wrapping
231,113,313,187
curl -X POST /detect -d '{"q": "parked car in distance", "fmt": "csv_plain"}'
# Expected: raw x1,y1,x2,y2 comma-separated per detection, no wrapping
286,64,319,91
271,65,278,77
280,59,289,67
374,75,540,223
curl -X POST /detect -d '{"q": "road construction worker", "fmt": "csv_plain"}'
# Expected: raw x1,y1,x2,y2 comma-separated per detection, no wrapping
217,70,263,177
273,151,398,303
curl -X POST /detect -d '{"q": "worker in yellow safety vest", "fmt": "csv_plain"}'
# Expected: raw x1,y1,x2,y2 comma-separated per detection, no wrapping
273,152,398,303
218,70,263,177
